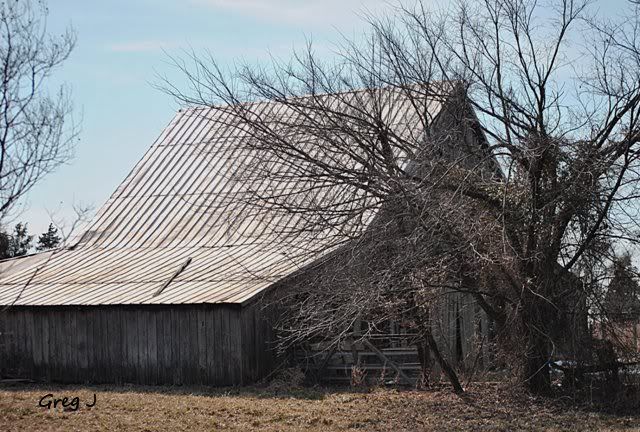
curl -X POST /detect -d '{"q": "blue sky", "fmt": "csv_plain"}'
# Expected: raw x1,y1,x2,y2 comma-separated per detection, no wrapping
19,0,394,236
17,0,633,238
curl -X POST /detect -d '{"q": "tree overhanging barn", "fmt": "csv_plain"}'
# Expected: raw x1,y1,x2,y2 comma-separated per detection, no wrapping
0,86,489,385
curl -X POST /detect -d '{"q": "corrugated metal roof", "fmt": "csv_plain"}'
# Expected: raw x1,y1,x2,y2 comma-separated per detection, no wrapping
0,87,445,306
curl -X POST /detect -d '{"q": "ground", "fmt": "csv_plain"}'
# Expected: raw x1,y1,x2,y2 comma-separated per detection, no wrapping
0,383,638,431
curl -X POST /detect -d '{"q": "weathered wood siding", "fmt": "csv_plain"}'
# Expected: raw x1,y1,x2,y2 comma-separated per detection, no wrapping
431,291,489,370
0,304,276,386
240,302,277,383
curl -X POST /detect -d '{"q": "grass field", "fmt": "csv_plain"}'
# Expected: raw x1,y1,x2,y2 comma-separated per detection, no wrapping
0,382,638,431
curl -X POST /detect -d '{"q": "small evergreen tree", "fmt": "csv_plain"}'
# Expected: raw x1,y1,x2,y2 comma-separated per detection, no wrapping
36,223,61,251
9,223,32,257
0,223,33,258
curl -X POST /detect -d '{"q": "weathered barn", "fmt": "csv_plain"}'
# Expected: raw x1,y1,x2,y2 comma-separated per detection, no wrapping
0,87,487,385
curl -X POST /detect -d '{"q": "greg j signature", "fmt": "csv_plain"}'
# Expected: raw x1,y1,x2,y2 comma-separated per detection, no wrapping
39,393,97,411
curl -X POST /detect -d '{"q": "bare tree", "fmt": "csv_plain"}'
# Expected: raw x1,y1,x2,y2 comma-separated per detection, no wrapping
0,0,77,222
162,0,640,394
45,202,94,246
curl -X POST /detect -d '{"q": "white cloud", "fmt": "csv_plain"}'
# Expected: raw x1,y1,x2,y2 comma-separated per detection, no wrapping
106,40,180,53
192,0,394,26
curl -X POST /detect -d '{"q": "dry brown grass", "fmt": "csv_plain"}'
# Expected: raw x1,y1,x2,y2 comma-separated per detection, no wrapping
0,382,638,431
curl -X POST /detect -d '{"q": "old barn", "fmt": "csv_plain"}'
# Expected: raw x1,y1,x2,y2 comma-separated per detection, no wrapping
0,87,488,385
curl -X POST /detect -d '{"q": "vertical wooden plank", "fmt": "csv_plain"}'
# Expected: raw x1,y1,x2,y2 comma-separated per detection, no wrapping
58,309,67,382
85,309,93,382
9,311,22,376
239,307,247,384
147,309,157,385
47,310,57,381
146,309,154,385
108,308,116,384
136,308,144,384
248,306,259,382
119,309,126,383
197,307,207,384
252,306,262,381
164,308,173,384
3,312,14,376
99,309,107,383
257,305,270,380
170,308,181,385
222,308,232,385
189,308,199,384
76,309,88,382
224,307,232,385
155,308,164,384
80,308,94,383
230,308,242,385
112,308,121,384
115,307,127,384
15,311,26,377
102,308,112,383
214,307,224,385
240,307,247,384
136,309,146,384
157,309,164,385
23,310,32,378
16,311,24,377
70,309,79,382
48,310,56,382
187,307,196,385
132,309,141,383
253,306,262,380
3,310,15,376
90,309,99,382
12,311,22,377
51,310,62,382
102,308,111,383
92,309,100,383
156,308,166,384
25,310,37,379
40,311,49,381
124,309,134,383
84,309,91,382
128,308,136,384
76,309,84,382
64,309,73,383
142,309,151,385
181,308,193,384
10,312,20,376
114,308,125,384
205,307,216,385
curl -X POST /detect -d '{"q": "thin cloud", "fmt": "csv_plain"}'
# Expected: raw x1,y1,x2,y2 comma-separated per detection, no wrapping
192,0,394,26
107,40,179,53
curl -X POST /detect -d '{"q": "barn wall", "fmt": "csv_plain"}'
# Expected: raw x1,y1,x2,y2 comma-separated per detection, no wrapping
240,301,278,383
430,291,489,371
0,304,276,386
